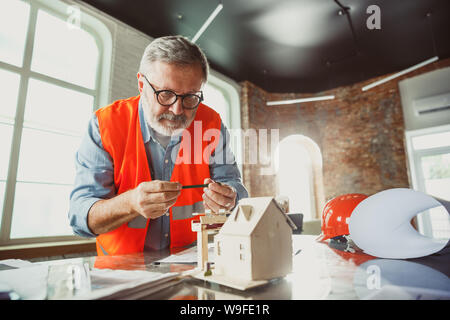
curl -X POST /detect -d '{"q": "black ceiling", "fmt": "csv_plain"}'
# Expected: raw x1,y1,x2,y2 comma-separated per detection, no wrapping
81,0,450,93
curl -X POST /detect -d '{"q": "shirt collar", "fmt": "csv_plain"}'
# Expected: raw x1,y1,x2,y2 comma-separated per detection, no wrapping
138,97,151,144
138,96,183,145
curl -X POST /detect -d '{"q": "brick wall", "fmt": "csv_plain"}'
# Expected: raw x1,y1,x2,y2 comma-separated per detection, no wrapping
240,58,450,204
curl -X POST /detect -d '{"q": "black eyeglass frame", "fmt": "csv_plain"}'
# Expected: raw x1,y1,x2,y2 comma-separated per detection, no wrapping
141,74,204,110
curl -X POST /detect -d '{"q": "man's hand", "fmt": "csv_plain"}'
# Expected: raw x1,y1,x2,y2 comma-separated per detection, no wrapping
202,178,237,213
130,180,181,219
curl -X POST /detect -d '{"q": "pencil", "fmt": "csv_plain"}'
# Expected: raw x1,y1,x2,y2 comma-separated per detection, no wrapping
182,183,210,189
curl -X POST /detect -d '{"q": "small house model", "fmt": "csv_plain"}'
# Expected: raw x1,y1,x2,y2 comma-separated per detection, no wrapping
213,197,296,283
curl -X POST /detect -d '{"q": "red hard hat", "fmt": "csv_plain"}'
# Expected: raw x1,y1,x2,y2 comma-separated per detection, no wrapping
316,193,368,242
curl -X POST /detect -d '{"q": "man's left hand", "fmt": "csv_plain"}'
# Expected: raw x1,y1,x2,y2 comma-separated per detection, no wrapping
202,178,237,213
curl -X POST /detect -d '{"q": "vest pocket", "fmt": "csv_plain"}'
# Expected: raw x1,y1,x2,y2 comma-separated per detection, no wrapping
172,201,204,220
127,215,148,228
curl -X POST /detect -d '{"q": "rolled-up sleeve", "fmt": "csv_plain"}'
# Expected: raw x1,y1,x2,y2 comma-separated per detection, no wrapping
210,123,249,206
68,114,116,238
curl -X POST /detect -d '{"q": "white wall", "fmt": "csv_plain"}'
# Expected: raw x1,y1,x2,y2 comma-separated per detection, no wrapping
399,67,450,131
108,23,153,102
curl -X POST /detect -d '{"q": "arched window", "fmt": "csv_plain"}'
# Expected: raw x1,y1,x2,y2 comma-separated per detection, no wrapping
275,135,325,221
0,0,111,245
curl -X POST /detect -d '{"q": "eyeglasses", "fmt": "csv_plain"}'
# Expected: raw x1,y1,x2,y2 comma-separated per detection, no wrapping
142,74,203,110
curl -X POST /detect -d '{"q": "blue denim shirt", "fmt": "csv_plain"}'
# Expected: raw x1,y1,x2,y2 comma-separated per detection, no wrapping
69,98,248,250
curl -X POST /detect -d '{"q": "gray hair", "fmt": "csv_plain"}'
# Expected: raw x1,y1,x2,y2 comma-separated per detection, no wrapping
139,35,209,82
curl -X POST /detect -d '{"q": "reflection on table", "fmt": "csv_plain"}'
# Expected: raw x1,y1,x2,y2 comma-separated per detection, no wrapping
1,235,449,300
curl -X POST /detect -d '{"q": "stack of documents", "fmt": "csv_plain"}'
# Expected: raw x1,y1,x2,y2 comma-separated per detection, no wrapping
80,268,181,300
0,259,181,300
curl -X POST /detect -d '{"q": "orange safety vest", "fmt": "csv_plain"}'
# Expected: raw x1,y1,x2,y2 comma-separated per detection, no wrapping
94,95,221,255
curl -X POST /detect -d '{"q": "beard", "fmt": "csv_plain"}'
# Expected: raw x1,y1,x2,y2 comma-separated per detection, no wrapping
155,112,189,136
142,95,194,136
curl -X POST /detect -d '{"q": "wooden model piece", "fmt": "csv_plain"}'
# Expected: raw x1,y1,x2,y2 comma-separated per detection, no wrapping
191,209,228,271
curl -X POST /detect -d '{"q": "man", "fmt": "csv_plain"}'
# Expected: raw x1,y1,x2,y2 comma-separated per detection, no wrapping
69,35,248,256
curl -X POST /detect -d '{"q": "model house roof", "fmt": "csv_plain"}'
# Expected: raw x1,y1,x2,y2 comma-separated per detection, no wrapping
219,197,297,236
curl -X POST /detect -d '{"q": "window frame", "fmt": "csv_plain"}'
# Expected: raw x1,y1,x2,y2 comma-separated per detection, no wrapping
206,69,243,173
405,123,450,237
0,0,111,247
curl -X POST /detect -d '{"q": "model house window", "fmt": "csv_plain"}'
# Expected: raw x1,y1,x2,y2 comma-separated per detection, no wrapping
216,241,221,256
0,0,110,245
275,135,325,221
406,125,450,240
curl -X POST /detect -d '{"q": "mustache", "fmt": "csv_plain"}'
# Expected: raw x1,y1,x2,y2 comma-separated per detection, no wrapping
158,112,187,123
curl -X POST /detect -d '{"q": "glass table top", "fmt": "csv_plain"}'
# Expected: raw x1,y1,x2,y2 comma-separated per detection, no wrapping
25,235,449,300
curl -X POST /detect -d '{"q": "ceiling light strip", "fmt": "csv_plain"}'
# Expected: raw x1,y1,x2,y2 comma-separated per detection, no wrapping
267,95,335,106
191,3,223,43
361,56,439,91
